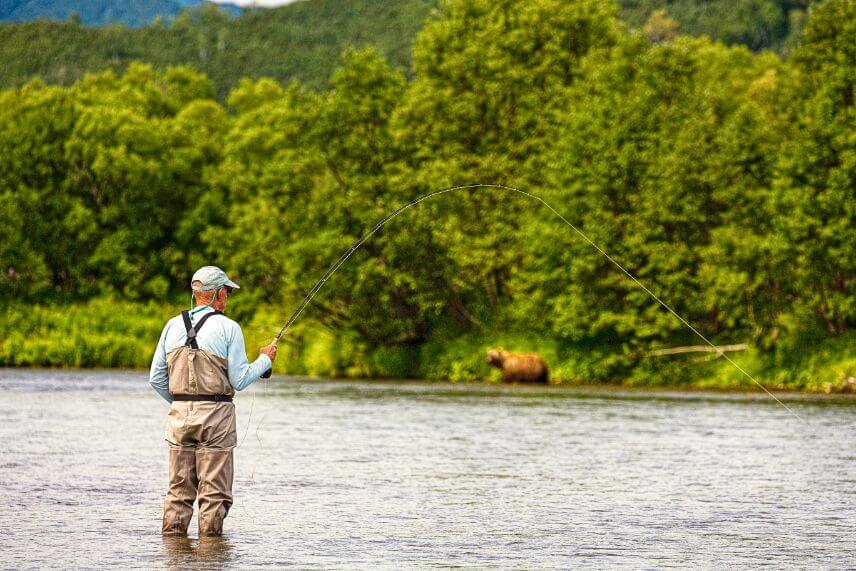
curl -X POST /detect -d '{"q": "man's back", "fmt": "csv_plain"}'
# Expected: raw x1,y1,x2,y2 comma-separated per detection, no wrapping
149,306,271,402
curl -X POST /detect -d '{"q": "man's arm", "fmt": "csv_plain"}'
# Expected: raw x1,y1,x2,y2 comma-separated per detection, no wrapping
227,323,274,391
149,321,173,403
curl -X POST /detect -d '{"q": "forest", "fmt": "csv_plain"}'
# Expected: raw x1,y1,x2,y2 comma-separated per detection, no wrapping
0,0,852,390
0,0,819,98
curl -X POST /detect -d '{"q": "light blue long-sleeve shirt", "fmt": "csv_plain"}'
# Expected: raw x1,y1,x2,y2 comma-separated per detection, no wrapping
149,305,272,403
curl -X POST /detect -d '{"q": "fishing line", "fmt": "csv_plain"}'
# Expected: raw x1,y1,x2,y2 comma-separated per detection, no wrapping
239,182,805,443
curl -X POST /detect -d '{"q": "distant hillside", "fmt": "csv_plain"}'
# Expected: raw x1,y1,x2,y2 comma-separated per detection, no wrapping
619,0,814,51
0,0,814,98
0,0,435,97
0,0,233,27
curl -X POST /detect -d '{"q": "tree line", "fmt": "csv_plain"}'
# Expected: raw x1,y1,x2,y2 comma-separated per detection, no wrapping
0,0,852,381
0,0,819,99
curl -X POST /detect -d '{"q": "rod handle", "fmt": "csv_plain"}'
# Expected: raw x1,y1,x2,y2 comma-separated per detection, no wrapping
260,337,279,379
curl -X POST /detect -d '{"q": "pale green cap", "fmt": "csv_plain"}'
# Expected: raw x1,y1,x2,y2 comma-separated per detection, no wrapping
191,266,240,292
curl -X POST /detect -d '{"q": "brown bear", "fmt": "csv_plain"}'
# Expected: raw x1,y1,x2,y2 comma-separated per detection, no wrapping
486,349,549,383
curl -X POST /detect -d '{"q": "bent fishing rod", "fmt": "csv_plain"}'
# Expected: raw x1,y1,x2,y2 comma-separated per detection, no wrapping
258,183,805,424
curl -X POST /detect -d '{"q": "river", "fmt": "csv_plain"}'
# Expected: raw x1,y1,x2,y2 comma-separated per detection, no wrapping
0,369,854,568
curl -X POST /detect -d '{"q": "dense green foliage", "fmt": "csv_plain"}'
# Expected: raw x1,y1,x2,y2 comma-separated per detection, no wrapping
0,0,206,27
0,0,819,98
2,299,852,392
0,0,853,389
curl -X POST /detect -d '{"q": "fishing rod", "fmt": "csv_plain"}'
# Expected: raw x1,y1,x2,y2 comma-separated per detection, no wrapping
257,183,805,424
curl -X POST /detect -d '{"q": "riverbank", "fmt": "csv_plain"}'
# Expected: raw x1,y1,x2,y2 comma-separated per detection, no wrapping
1,299,853,393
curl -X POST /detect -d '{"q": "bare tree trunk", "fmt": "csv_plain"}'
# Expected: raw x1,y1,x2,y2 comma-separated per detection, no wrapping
817,283,838,334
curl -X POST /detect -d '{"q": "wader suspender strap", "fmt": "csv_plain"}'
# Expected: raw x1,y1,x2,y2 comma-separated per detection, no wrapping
180,310,223,349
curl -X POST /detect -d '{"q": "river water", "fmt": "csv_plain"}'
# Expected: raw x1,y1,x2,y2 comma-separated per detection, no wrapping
0,369,854,569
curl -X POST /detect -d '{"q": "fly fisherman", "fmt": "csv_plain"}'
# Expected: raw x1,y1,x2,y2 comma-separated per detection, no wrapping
149,266,278,536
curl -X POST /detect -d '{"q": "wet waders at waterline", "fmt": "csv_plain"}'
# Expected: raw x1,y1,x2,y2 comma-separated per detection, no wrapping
162,310,237,537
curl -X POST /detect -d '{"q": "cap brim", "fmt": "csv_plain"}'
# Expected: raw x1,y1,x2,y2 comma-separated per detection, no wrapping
225,279,240,289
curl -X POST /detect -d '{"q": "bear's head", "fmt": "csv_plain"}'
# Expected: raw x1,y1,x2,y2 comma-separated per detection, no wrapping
486,348,506,368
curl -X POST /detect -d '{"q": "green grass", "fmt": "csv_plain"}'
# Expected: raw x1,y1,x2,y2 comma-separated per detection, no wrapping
0,297,180,367
2,299,852,393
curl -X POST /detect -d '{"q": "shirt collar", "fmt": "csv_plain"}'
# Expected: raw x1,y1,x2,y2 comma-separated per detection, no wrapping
189,304,215,316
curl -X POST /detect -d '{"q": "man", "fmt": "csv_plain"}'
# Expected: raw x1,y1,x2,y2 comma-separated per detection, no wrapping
149,265,278,536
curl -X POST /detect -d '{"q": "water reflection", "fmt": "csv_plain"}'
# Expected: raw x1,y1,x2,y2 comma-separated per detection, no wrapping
162,535,236,569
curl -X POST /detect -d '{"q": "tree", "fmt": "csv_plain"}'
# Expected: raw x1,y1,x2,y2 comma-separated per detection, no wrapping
769,0,855,335
512,35,784,360
0,81,80,295
0,65,225,299
643,9,678,44
212,51,458,345
392,0,622,328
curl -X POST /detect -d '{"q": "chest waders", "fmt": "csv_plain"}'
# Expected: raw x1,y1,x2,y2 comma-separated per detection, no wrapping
162,310,237,537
